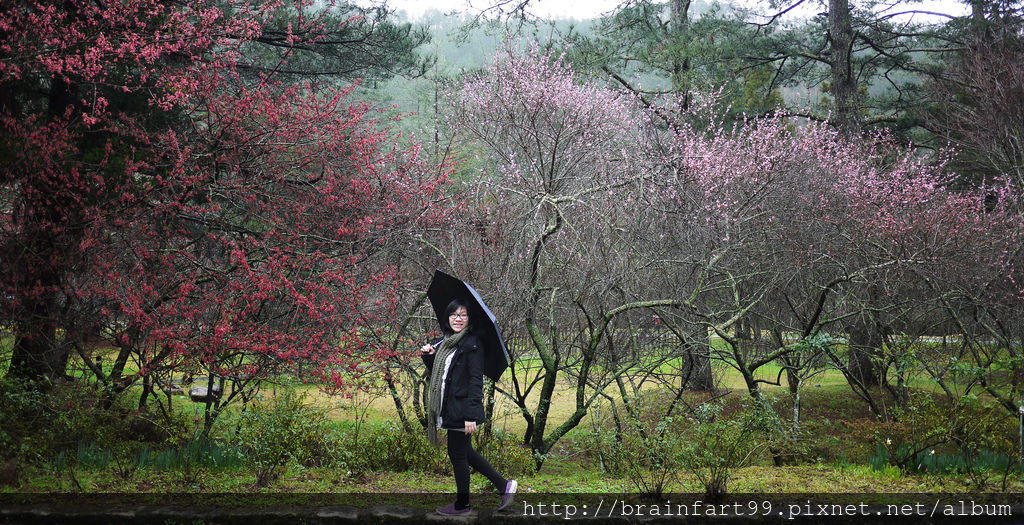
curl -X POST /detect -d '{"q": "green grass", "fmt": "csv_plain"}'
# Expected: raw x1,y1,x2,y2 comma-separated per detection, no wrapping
5,331,1024,498
4,383,1023,498
9,459,1020,496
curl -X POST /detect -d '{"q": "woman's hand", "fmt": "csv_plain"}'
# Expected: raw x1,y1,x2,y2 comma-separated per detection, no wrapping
420,344,435,356
464,421,477,434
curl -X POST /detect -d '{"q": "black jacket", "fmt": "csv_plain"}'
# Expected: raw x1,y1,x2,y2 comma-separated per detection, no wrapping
422,332,487,429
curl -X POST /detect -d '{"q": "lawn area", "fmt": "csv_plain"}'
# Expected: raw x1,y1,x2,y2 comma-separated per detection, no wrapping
3,333,1023,500
8,446,1021,496
35,336,1006,451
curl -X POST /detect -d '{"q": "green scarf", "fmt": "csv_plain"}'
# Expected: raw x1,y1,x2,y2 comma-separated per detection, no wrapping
427,326,470,447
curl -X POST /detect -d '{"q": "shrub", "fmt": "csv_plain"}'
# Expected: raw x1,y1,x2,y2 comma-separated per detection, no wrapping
861,392,1016,489
322,420,529,479
331,420,447,476
75,443,113,469
862,392,1014,481
235,390,331,486
618,411,687,498
564,426,624,476
476,428,535,479
795,418,854,464
0,377,49,461
610,390,695,497
0,377,185,468
145,437,245,471
676,401,775,501
868,392,952,471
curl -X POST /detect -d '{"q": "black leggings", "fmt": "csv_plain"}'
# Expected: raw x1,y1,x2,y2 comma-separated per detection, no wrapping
447,429,507,507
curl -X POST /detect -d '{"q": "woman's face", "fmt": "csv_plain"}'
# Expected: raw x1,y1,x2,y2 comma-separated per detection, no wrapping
449,307,469,333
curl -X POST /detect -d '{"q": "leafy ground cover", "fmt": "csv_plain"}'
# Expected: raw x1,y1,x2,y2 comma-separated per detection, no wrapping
7,453,1018,496
2,333,1022,500
2,379,1021,498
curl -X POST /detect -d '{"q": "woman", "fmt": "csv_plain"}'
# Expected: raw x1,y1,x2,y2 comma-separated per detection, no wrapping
420,298,517,515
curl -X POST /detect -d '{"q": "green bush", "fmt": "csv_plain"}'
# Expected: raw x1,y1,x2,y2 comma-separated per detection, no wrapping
676,401,775,500
330,420,447,476
476,428,535,479
141,437,245,471
795,418,852,465
235,390,332,486
867,392,952,471
563,426,623,476
618,412,687,498
234,393,520,483
562,398,632,476
75,443,113,469
608,391,694,497
48,435,244,489
0,377,184,467
321,421,531,479
0,377,49,461
864,391,1015,488
593,390,772,499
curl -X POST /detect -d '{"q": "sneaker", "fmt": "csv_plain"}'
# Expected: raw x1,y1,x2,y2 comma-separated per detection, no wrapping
497,479,518,511
437,502,471,516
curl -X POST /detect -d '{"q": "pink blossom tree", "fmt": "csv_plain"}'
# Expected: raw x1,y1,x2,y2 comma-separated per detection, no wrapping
897,178,1024,414
636,95,1024,430
633,100,868,424
444,46,692,467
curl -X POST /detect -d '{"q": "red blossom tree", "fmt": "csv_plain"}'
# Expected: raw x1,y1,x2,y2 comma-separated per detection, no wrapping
1,0,270,382
0,0,450,427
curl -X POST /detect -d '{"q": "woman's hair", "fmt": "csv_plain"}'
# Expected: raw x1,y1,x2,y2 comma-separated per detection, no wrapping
441,298,471,334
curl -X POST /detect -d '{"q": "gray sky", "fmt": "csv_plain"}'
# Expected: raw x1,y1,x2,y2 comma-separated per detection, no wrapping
357,0,621,20
355,0,970,22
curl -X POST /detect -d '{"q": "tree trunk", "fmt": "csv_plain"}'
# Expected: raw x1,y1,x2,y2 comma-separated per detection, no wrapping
848,322,884,387
5,76,79,383
969,0,990,38
736,357,787,465
669,0,693,110
201,375,225,436
686,338,715,391
385,372,414,433
7,319,65,382
787,367,801,435
483,380,496,439
6,268,67,382
828,0,858,134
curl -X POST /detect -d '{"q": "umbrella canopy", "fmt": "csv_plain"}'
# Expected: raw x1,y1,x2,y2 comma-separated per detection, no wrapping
426,270,510,382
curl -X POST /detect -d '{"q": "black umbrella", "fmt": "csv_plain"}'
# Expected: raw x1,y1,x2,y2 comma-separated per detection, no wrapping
426,270,510,382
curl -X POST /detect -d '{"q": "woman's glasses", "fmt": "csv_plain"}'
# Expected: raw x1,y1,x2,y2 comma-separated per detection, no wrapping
449,312,468,320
